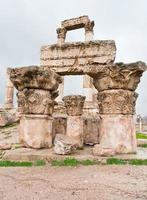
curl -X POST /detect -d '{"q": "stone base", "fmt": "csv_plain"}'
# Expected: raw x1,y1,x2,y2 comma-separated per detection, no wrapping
66,116,84,148
19,115,53,149
99,114,137,154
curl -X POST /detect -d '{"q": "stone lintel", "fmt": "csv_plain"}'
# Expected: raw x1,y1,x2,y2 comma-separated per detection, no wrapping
40,40,116,70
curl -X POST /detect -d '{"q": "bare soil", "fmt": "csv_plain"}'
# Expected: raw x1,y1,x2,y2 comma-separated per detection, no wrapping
0,165,147,200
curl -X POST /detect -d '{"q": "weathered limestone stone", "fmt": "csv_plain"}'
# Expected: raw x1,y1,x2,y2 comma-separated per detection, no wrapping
0,143,12,150
99,115,137,154
54,134,77,155
9,66,62,149
41,41,116,75
9,66,62,91
93,145,116,156
4,68,14,109
0,109,18,127
19,115,53,149
66,116,84,148
17,89,56,115
63,95,85,116
56,16,94,44
98,90,138,114
63,95,85,148
89,61,146,155
83,116,100,145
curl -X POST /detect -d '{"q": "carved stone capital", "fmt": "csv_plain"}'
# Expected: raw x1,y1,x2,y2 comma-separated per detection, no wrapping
91,62,146,92
17,89,56,115
9,66,62,91
98,90,138,114
63,95,85,116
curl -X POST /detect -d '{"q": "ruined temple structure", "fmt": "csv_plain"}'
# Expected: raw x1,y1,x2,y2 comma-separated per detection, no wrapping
7,16,146,155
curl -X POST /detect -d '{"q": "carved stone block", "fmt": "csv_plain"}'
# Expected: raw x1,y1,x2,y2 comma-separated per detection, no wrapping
92,62,146,92
17,89,55,115
9,66,62,91
98,90,138,114
63,95,85,116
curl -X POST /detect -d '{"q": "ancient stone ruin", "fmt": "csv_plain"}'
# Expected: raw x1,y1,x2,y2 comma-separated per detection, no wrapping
4,16,146,156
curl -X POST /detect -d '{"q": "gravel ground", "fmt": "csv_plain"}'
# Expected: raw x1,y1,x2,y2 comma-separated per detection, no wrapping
0,165,147,200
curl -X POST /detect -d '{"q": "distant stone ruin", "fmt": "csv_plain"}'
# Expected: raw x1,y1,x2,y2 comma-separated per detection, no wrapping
4,16,146,156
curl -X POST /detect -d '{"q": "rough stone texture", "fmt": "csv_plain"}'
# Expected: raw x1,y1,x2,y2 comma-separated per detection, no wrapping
40,41,116,75
0,143,12,150
98,90,138,114
54,134,77,155
66,116,84,148
91,62,146,92
4,68,14,109
88,61,147,155
99,115,137,154
9,66,62,91
0,109,19,127
19,115,53,149
17,89,56,115
93,145,116,156
83,116,100,145
63,95,85,116
9,65,62,149
52,117,67,139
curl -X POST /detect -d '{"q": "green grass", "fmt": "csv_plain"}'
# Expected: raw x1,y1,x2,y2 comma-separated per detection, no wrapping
136,133,147,139
33,160,46,166
51,158,97,167
138,144,147,148
128,159,147,165
106,158,127,165
0,160,46,167
106,158,147,166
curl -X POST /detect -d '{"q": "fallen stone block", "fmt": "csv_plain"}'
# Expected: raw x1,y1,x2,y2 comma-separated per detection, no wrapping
93,145,116,157
54,134,77,155
0,143,12,150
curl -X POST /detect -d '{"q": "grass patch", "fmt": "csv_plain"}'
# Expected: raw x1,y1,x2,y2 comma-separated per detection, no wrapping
51,158,97,167
128,159,147,165
106,158,127,165
138,144,147,148
0,160,46,167
136,133,147,139
33,160,46,166
0,160,33,167
107,158,147,166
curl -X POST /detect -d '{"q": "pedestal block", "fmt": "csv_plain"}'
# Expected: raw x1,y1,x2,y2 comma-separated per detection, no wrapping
66,116,84,148
19,115,53,149
99,114,136,153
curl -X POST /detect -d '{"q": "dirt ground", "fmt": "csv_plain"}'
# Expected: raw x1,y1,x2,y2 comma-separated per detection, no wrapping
0,165,147,200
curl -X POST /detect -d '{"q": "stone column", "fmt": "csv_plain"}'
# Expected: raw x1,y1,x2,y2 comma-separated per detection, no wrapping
85,21,94,42
63,95,85,148
56,77,64,102
90,62,146,155
9,66,62,149
56,28,66,45
4,68,14,109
